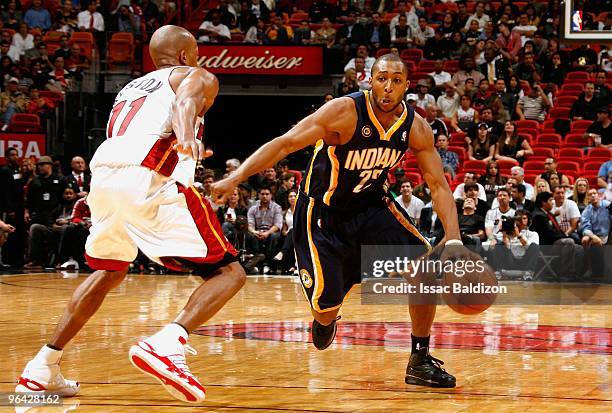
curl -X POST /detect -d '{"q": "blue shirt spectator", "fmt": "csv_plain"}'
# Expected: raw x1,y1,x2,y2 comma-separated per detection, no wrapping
247,188,283,233
435,134,459,177
598,160,612,189
580,192,611,242
24,0,52,30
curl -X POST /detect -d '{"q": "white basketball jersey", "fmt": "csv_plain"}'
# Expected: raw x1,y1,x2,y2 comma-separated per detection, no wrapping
90,66,203,187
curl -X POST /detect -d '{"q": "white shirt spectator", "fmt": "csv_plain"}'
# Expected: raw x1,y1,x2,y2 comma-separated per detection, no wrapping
436,93,460,119
429,70,451,87
464,13,490,30
355,69,372,91
512,24,538,45
453,183,487,201
485,207,516,242
344,56,376,72
415,94,435,110
395,195,424,223
77,10,105,31
508,229,539,257
5,45,20,62
12,32,34,56
198,20,231,43
553,199,581,233
390,11,419,34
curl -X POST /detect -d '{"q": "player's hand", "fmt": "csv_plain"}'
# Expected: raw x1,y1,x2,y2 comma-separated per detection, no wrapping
211,176,239,205
175,138,204,161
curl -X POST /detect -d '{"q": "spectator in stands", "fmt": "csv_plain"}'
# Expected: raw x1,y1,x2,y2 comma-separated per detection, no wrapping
413,16,434,47
53,35,73,62
511,183,535,213
55,1,78,33
597,159,612,190
66,43,90,72
225,158,241,175
336,12,367,53
512,13,538,46
0,40,19,63
424,103,447,140
580,188,611,279
495,120,533,164
452,94,477,135
457,196,485,248
479,107,503,142
485,188,516,244
537,157,571,187
312,17,336,48
294,20,314,45
117,5,142,36
585,107,611,148
308,0,332,24
594,70,611,103
344,44,375,72
496,22,521,60
531,191,585,280
56,195,91,270
457,76,476,99
0,77,26,128
571,82,602,121
479,160,506,203
472,78,491,111
395,180,424,224
453,173,487,202
0,146,25,267
418,200,444,245
570,177,590,214
448,31,470,60
12,23,34,59
274,172,295,210
467,122,495,162
506,74,524,109
335,68,358,97
510,166,535,200
452,56,484,90
64,156,90,198
198,10,231,43
423,29,449,61
389,1,418,35
334,0,357,24
542,53,565,86
435,134,459,177
217,188,249,244
25,186,76,269
414,79,435,110
436,83,460,121
570,44,598,73
273,188,297,274
552,185,581,244
353,56,371,91
141,0,161,34
367,12,390,51
47,56,73,92
248,186,283,273
2,1,23,31
428,60,451,96
489,209,539,278
244,18,265,44
516,81,549,122
77,1,106,55
513,52,541,83
390,14,414,50
26,87,55,118
24,0,52,31
265,15,293,45
438,12,456,37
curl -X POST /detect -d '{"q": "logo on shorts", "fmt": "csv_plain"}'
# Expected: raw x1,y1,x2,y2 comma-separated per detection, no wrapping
362,125,372,138
300,269,313,288
402,131,407,141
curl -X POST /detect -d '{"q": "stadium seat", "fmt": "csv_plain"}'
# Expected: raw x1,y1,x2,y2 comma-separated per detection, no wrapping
556,161,581,176
443,60,459,73
548,106,571,119
540,119,557,131
410,71,430,82
290,12,309,20
564,133,589,148
583,161,604,174
570,120,593,132
8,113,42,133
449,132,468,148
566,71,590,82
400,48,423,62
107,37,134,69
558,147,583,161
585,175,599,187
531,147,555,159
418,60,436,72
404,172,423,185
515,120,539,130
376,48,390,58
229,32,244,42
402,158,419,170
586,147,612,160
70,31,94,59
523,160,545,174
496,158,519,175
518,128,538,142
448,146,466,164
555,96,578,107
559,83,584,94
535,133,562,151
462,160,486,174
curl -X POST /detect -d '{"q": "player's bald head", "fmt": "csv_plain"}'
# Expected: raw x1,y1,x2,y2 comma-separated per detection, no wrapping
371,54,408,77
149,25,197,68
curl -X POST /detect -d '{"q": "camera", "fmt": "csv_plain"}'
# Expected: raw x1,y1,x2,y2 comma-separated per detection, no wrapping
500,215,516,235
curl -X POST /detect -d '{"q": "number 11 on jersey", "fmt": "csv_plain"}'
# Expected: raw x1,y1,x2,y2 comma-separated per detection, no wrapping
107,96,147,139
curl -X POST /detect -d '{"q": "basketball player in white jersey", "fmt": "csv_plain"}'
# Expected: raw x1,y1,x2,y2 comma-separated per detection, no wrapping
15,26,245,403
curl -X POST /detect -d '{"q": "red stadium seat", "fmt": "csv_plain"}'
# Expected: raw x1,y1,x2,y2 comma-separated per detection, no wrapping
8,113,42,133
540,119,557,131
566,71,590,82
548,106,571,119
583,161,604,174
404,172,423,185
556,161,581,176
536,133,562,150
570,120,593,132
523,160,545,174
518,128,538,142
531,147,555,159
558,147,584,161
443,60,459,73
555,96,578,107
564,133,590,148
496,158,519,175
376,48,390,58
449,132,468,148
559,83,584,94
448,146,466,164
418,60,436,72
515,120,539,130
400,48,423,62
586,147,612,160
402,157,419,170
462,160,486,174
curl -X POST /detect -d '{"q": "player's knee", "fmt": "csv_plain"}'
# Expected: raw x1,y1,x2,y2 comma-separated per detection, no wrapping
231,264,247,289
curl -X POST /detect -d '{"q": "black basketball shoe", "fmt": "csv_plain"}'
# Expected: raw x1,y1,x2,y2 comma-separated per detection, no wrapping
405,351,456,388
311,317,340,350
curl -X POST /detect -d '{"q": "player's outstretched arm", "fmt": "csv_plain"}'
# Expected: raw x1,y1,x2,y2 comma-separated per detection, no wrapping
409,114,461,243
172,68,219,160
212,97,355,203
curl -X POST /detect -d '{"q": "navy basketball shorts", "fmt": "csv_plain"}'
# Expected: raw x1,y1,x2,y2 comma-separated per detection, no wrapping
293,192,431,313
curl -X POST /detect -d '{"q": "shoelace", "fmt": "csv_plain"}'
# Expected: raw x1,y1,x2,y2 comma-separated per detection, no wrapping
168,344,197,376
425,353,448,373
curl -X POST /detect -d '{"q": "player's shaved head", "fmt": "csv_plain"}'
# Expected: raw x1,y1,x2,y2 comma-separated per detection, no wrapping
371,54,408,77
149,25,198,68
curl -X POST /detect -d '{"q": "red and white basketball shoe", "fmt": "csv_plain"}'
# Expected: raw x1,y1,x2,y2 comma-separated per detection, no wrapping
129,335,206,403
15,347,80,396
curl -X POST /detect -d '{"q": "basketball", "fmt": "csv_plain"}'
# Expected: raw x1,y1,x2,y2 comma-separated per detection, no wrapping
440,254,498,315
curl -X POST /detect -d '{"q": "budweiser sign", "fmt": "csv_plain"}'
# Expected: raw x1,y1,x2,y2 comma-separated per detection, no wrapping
143,45,323,75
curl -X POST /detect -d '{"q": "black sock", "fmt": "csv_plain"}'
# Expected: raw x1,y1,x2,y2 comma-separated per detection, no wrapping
46,344,63,351
172,321,189,336
411,334,430,354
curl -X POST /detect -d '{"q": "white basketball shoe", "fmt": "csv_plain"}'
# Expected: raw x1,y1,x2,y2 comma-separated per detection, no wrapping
15,346,80,396
129,324,206,403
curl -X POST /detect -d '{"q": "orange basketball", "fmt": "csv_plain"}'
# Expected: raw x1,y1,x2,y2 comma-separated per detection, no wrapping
441,257,498,315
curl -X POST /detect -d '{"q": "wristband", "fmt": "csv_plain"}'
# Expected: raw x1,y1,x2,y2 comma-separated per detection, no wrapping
445,239,463,246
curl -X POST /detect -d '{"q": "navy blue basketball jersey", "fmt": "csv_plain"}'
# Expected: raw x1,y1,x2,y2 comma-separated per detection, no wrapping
300,91,415,210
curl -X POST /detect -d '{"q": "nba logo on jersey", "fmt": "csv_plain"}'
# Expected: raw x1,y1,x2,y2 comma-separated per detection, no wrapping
402,131,407,142
362,125,372,138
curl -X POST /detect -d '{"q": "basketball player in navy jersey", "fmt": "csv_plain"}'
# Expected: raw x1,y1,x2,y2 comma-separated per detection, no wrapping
213,54,467,387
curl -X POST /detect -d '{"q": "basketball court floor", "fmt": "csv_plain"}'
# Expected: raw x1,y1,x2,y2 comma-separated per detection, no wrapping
0,273,610,412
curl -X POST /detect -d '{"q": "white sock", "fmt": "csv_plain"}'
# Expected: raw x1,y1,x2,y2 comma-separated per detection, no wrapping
149,323,188,347
34,345,63,365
